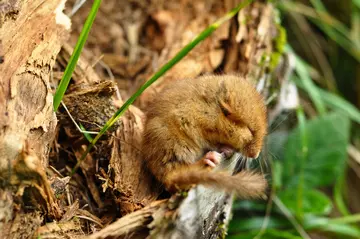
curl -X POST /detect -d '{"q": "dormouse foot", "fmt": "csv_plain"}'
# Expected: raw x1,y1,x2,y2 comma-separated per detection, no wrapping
197,151,223,169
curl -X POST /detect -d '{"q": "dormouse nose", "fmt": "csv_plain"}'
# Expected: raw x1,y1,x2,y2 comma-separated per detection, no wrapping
246,150,260,159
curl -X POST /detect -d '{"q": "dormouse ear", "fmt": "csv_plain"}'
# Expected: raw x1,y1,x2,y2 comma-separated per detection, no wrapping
218,79,228,96
218,79,236,118
217,79,231,102
219,95,244,124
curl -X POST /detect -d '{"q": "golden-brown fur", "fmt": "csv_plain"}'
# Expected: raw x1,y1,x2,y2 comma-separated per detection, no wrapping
142,74,267,198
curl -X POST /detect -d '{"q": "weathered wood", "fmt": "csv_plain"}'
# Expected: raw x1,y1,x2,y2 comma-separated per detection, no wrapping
87,200,165,239
0,0,70,237
109,108,160,215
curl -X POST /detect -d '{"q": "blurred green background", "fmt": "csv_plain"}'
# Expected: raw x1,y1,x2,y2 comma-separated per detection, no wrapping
229,0,360,238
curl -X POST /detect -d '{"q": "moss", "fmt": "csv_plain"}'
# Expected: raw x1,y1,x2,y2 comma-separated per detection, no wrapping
259,53,270,67
275,24,287,54
179,190,188,197
269,16,287,71
216,222,227,239
258,10,287,73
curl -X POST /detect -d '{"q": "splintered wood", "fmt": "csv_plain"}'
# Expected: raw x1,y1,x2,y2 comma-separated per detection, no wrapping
0,0,70,238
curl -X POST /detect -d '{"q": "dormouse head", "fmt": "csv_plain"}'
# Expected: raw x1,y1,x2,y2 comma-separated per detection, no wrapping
217,76,267,159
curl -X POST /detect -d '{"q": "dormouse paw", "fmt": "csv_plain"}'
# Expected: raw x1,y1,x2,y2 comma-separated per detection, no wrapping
202,151,223,168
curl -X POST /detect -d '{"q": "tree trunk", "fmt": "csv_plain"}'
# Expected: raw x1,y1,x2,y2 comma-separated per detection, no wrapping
0,0,70,238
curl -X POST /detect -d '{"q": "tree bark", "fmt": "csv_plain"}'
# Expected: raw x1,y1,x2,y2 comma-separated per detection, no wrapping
0,0,70,238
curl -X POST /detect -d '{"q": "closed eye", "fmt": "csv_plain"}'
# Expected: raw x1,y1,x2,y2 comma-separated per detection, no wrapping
219,100,232,117
220,104,231,117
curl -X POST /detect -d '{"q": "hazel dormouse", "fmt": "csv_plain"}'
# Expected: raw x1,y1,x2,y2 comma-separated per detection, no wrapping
142,75,268,199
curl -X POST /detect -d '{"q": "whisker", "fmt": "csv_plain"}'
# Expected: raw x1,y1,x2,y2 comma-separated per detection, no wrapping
268,111,293,134
268,151,281,162
246,157,251,170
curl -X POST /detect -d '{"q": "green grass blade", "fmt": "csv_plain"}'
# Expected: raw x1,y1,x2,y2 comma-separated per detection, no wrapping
329,214,360,224
295,74,360,124
279,1,360,62
70,0,254,176
53,0,102,111
308,0,355,53
279,1,352,42
295,107,307,222
79,123,94,142
304,216,360,237
351,7,360,49
353,0,360,9
309,0,333,35
318,88,360,124
273,196,311,239
293,55,327,115
314,23,360,62
334,171,351,216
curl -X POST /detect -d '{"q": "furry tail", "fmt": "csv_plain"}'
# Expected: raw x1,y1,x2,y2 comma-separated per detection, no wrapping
166,169,267,199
